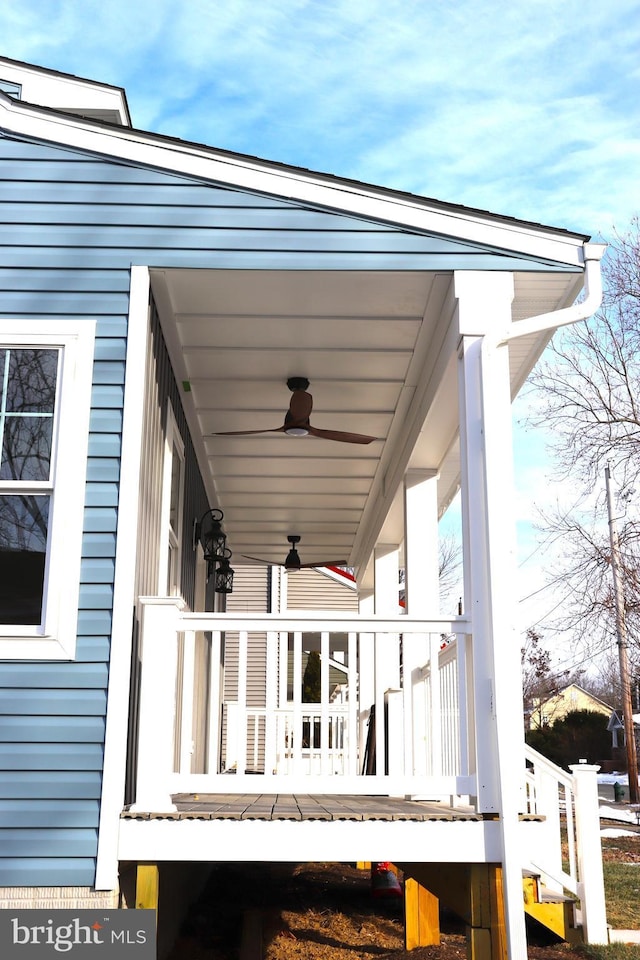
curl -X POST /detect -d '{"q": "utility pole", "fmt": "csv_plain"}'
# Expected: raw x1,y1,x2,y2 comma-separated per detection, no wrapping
605,464,639,803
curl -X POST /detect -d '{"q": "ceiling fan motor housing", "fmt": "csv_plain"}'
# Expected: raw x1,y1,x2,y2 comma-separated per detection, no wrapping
287,377,310,391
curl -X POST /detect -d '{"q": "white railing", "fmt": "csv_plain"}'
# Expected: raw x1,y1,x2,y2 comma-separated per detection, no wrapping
131,599,474,811
524,744,578,894
523,746,608,943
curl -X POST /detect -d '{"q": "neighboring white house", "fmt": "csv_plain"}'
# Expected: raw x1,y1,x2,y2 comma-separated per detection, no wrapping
0,55,609,959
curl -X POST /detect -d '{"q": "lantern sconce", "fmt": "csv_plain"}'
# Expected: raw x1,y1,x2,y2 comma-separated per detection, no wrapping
193,508,234,594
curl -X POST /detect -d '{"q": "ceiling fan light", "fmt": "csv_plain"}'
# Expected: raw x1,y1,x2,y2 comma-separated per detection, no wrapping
284,426,309,437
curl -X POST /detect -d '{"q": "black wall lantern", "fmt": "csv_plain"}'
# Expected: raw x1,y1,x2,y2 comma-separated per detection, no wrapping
193,508,235,594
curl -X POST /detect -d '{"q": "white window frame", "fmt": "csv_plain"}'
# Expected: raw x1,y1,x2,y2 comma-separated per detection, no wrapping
0,319,95,659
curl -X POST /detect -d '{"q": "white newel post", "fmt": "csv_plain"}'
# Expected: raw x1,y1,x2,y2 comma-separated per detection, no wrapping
130,597,184,812
569,763,608,944
456,271,529,960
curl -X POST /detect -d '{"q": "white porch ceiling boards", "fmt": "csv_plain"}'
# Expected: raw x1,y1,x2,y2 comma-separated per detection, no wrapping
152,265,580,576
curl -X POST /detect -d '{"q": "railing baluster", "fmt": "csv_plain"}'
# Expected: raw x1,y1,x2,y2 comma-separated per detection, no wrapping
347,632,358,776
236,630,248,775
292,631,303,774
429,633,442,776
320,631,330,775
179,629,196,774
374,633,386,775
264,631,277,774
207,631,222,775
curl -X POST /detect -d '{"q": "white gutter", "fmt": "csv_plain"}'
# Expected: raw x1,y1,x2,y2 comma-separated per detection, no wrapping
499,241,606,344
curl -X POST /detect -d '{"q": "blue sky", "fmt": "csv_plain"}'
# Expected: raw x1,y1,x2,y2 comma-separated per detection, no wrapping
2,0,638,660
2,0,639,236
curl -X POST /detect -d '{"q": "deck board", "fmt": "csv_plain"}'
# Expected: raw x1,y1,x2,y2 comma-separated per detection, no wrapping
122,794,485,822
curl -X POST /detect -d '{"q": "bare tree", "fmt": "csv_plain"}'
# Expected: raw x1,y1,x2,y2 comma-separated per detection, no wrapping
528,215,640,657
521,627,579,726
531,216,640,495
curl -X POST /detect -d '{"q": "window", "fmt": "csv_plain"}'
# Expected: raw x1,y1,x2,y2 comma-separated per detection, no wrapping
0,348,57,624
0,80,22,99
0,321,95,658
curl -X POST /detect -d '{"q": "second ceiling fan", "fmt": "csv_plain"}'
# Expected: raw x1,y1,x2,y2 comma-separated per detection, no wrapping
212,377,377,444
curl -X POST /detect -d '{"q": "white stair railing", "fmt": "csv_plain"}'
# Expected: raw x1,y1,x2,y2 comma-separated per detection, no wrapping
523,745,608,944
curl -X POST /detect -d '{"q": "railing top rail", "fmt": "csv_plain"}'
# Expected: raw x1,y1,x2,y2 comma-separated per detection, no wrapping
524,743,575,791
137,600,470,635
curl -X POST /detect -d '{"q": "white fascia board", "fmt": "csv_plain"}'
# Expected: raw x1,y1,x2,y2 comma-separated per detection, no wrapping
0,94,587,267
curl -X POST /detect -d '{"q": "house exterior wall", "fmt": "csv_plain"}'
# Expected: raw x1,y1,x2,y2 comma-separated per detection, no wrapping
285,569,358,611
530,684,613,729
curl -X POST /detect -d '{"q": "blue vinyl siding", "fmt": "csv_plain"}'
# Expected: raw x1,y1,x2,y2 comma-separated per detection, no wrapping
0,717,105,742
0,773,102,799
0,131,580,890
0,800,99,828
0,860,96,886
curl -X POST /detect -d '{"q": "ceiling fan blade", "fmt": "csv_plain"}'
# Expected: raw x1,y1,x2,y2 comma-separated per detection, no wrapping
211,426,285,436
297,560,348,568
240,554,272,564
308,425,377,444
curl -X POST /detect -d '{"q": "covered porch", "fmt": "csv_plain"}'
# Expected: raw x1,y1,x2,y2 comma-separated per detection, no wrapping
109,199,605,956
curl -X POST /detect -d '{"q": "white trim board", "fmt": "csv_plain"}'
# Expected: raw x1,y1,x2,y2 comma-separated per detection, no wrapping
94,267,150,891
118,817,502,864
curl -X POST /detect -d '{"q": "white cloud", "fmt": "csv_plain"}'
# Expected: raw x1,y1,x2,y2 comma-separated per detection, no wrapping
1,0,638,238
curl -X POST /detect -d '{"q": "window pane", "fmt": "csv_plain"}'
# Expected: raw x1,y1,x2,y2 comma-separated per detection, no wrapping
0,415,54,481
6,349,57,412
0,494,49,624
0,348,57,481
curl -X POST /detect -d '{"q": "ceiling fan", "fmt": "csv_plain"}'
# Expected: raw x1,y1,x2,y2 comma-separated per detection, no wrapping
211,377,377,444
242,535,347,571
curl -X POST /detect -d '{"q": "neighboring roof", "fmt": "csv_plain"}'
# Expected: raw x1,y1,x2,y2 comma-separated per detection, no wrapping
538,683,614,712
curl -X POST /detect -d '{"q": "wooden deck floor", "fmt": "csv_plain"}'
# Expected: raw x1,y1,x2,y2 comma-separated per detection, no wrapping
122,794,484,822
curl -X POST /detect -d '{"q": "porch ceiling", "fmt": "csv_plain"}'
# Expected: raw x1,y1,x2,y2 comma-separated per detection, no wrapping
151,266,580,579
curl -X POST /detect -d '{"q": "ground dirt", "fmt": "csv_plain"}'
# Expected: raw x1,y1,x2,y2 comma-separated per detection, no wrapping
166,836,638,960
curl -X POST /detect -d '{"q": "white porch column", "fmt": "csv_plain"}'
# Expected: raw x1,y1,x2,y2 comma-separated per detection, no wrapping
403,471,439,776
374,544,400,616
456,270,528,960
403,470,440,617
130,597,184,812
374,544,401,690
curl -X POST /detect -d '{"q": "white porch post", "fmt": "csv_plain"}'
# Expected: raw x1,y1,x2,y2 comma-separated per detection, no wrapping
569,763,608,943
404,471,439,776
374,545,401,774
373,544,401,688
130,597,183,812
456,271,528,960
404,470,440,617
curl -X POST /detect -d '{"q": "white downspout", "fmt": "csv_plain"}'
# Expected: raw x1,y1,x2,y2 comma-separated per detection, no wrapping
499,241,606,345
